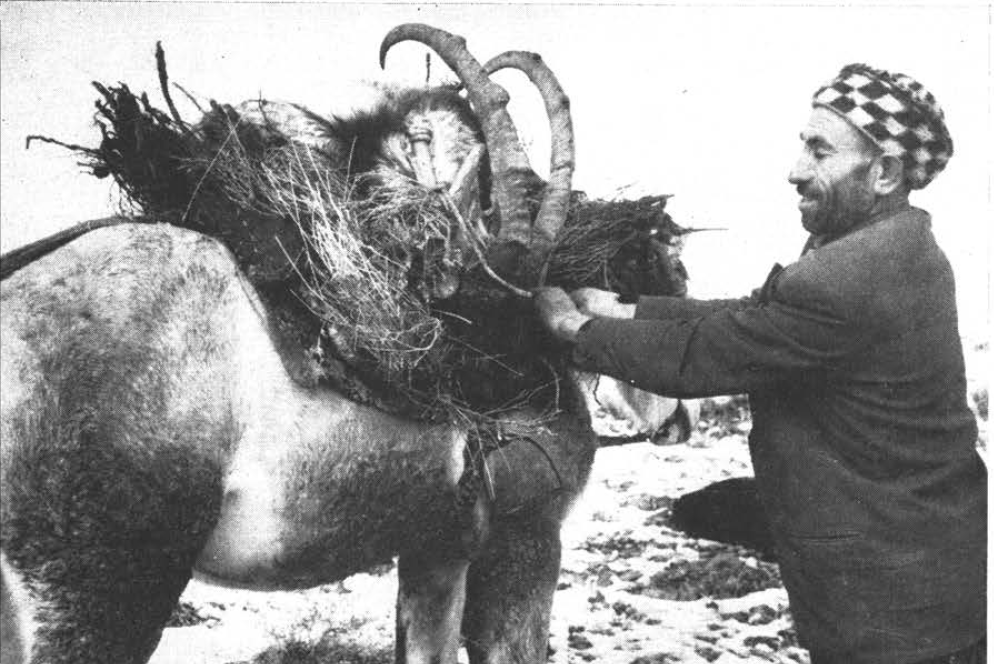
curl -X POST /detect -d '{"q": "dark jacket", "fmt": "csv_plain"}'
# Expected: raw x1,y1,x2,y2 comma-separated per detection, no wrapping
571,206,986,662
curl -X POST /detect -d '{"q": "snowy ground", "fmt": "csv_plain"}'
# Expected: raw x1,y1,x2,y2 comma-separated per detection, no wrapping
151,342,988,664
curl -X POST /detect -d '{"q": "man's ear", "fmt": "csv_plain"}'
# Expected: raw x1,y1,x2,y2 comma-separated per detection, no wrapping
872,154,906,195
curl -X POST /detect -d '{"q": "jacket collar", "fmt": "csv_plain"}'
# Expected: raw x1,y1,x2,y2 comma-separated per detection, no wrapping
802,203,924,255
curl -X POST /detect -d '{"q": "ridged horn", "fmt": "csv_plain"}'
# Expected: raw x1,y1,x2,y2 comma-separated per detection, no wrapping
484,51,574,247
380,24,537,248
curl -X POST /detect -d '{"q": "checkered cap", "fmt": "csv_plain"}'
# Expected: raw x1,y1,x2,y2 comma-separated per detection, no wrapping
813,63,953,190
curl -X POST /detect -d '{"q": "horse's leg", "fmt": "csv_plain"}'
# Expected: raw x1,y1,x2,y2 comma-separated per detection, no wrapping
1,432,223,664
462,514,562,664
395,555,470,664
1,554,27,664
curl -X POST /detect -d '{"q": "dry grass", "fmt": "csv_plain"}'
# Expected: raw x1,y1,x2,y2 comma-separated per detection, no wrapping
260,146,449,383
41,74,687,427
249,611,390,664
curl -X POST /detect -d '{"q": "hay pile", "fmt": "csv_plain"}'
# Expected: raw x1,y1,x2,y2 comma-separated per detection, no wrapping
37,55,687,426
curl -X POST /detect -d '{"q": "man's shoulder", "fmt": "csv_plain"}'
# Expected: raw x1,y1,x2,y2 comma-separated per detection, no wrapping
773,208,945,321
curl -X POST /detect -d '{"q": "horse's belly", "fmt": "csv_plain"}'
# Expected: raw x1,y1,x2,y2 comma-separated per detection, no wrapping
193,469,301,590
194,423,471,590
192,456,373,591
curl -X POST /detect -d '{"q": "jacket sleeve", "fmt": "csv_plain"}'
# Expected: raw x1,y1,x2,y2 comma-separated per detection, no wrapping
571,294,865,398
633,262,782,320
634,294,754,320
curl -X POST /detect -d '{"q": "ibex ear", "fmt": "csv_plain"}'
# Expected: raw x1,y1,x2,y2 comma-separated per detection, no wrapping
872,154,906,195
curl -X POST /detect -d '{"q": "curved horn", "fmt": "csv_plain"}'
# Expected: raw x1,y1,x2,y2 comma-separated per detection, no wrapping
484,51,574,247
381,24,537,248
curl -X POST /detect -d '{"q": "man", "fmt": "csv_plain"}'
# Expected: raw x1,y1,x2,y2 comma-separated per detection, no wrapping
536,63,986,663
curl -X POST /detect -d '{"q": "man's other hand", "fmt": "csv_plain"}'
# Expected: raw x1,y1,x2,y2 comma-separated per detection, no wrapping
570,288,636,319
534,287,593,344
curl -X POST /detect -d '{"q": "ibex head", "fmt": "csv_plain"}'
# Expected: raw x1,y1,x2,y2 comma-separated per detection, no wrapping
379,24,575,293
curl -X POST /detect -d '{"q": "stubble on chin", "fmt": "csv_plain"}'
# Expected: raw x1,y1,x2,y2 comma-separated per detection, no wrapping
799,188,833,236
800,207,824,235
799,174,875,239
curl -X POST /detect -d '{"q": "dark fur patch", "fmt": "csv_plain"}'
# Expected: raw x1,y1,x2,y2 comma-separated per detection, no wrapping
328,86,482,176
1,228,233,661
2,364,225,662
326,86,492,209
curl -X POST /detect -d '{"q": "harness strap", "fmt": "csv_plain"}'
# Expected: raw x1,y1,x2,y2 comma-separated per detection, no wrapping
456,420,566,519
0,216,140,280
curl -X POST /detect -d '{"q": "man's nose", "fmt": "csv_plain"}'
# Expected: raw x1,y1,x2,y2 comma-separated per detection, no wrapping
788,153,811,185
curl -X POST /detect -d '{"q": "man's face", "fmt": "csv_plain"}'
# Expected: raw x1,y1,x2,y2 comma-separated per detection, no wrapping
788,107,880,237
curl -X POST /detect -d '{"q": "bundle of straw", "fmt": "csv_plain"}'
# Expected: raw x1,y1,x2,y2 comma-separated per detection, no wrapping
36,74,687,425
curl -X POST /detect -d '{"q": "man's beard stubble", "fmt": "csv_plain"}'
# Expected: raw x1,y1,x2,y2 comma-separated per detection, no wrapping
800,164,876,240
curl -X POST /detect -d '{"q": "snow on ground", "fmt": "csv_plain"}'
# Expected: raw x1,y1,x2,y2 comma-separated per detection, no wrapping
547,433,805,664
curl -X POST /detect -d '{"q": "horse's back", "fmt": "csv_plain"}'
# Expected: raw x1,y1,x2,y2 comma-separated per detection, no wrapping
1,221,247,360
1,221,249,464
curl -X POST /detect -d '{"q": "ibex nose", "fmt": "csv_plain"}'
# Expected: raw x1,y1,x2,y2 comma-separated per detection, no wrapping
406,117,439,189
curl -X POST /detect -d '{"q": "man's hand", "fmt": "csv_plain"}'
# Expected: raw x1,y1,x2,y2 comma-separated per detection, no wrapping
570,287,636,319
534,287,593,344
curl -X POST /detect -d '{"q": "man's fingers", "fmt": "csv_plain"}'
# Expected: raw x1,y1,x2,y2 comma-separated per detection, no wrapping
569,287,615,307
533,287,591,342
533,286,574,319
569,287,630,318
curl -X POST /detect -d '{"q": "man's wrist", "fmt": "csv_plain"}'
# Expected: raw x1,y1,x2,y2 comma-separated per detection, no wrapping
557,312,593,343
614,302,637,319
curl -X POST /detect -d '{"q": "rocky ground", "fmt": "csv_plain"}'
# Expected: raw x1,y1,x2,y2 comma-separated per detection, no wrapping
151,342,988,664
